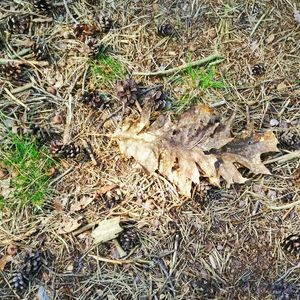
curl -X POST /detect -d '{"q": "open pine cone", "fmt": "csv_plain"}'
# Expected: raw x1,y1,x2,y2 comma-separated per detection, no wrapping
6,15,29,34
73,24,97,42
116,78,138,106
1,63,22,80
31,0,52,13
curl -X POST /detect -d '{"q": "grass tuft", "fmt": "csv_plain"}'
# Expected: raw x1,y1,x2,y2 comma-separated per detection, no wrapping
0,133,55,207
90,54,124,83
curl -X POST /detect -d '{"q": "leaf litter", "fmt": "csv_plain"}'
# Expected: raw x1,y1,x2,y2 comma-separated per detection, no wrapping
114,102,279,196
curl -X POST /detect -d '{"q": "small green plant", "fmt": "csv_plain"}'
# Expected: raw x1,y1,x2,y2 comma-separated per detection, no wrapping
184,65,225,90
90,54,124,83
0,133,55,207
172,65,224,113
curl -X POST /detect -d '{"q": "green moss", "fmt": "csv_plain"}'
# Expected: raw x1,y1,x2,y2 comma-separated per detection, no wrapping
0,133,55,207
90,54,124,83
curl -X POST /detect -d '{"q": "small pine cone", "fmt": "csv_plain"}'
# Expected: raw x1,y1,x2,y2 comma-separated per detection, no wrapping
280,130,300,151
116,78,138,106
157,23,175,37
31,0,52,13
99,16,113,32
102,189,123,209
22,251,42,275
73,24,97,42
190,278,216,298
81,91,108,109
118,229,139,252
282,234,300,256
50,139,64,154
6,15,29,34
144,88,170,110
31,42,47,61
85,37,101,58
10,272,27,290
61,143,81,159
1,63,22,80
251,64,265,76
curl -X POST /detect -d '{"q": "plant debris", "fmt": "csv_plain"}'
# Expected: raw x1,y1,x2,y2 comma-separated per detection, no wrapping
114,103,279,196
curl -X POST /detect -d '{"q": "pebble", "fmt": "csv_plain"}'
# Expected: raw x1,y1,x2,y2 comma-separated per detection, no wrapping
270,119,279,126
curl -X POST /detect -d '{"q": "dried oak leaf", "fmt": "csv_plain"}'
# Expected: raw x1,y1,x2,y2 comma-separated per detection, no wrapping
113,104,279,196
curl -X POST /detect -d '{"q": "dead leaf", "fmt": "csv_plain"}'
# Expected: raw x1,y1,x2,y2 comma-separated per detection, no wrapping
70,196,95,213
91,217,123,244
57,215,82,234
0,254,12,271
97,184,118,196
113,103,279,196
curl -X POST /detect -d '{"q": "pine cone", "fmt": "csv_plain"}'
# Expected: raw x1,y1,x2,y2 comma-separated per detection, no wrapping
190,278,216,298
10,251,42,291
10,272,27,290
50,139,64,155
31,0,52,13
6,15,29,34
272,279,300,300
251,64,265,76
61,143,81,159
118,229,139,251
99,16,113,32
81,91,108,109
22,251,42,274
116,78,138,106
282,234,300,255
73,24,97,42
280,130,300,151
102,189,123,209
157,23,175,37
85,38,102,58
31,41,47,61
144,88,170,110
1,63,22,80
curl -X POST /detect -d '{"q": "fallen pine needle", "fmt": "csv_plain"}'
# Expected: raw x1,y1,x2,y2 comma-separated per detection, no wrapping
89,254,152,266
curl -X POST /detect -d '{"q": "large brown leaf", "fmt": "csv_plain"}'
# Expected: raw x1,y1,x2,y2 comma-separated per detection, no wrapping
113,104,279,196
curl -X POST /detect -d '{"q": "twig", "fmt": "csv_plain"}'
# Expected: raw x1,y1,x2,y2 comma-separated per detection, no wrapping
154,258,176,297
10,82,34,94
266,198,300,211
89,254,152,266
11,48,31,59
133,54,222,76
0,58,48,67
170,233,180,274
250,12,268,37
49,166,74,186
63,0,78,24
63,95,73,144
97,107,122,129
264,151,300,164
4,88,30,110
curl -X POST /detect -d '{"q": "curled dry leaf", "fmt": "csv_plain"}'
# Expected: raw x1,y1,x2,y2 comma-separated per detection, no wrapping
70,196,95,213
113,103,279,196
57,215,82,234
0,254,12,271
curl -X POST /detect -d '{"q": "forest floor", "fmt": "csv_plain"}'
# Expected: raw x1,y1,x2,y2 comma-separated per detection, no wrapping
0,0,300,299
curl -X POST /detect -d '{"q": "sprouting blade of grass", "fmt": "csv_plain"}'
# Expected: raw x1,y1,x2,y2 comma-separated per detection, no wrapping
0,132,55,207
90,54,124,83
